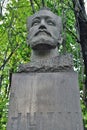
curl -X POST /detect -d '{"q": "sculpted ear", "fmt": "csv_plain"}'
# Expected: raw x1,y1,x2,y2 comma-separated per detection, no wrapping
27,16,33,31
58,33,63,44
56,17,63,46
26,16,33,46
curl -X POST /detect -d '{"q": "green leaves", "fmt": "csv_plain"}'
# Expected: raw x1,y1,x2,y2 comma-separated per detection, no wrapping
0,0,87,129
0,96,8,130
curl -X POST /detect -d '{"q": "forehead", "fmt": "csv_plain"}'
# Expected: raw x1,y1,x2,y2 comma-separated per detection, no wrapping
32,10,58,19
27,10,62,28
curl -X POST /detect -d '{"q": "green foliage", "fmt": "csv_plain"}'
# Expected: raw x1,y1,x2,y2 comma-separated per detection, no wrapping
0,96,8,130
81,99,87,128
0,0,87,129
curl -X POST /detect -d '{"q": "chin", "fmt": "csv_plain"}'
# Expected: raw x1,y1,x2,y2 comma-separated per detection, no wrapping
32,43,56,50
30,37,57,50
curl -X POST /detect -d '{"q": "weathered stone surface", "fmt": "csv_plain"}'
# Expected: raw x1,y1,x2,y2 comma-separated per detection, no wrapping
26,8,63,62
7,72,83,130
18,54,73,72
27,8,62,50
7,8,83,130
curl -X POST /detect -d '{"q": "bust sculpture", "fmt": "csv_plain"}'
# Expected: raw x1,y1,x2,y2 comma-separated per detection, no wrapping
19,8,73,72
27,7,63,61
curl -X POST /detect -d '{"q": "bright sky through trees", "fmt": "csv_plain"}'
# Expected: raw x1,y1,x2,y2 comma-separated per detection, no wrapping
84,0,87,13
0,0,87,129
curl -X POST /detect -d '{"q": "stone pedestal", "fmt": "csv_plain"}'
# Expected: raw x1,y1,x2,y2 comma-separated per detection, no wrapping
7,72,83,130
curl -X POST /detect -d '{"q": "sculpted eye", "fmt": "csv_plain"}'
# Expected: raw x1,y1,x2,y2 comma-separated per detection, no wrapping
47,19,55,26
31,19,40,26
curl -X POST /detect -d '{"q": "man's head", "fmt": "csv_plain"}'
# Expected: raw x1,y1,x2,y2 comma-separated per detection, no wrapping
27,8,63,50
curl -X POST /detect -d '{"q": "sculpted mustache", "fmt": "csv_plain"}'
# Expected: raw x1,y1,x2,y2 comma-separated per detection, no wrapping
28,30,54,41
34,30,52,37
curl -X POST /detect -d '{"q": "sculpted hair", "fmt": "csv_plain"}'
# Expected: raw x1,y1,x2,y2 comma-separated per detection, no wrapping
39,7,51,11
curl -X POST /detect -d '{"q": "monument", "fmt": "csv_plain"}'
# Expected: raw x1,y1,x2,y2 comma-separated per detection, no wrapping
7,8,84,130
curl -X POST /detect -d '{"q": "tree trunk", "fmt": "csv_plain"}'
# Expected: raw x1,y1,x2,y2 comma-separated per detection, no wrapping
72,0,87,105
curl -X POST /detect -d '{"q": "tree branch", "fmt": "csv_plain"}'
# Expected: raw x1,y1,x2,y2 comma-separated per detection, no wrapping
0,44,18,70
42,0,45,7
33,0,40,9
29,0,35,13
66,26,80,43
72,0,87,106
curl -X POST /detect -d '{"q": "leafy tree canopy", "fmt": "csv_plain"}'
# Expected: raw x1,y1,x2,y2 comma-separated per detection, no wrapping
0,0,87,129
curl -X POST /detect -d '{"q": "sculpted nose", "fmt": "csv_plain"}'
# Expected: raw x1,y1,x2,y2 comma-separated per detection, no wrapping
39,19,47,30
39,25,47,30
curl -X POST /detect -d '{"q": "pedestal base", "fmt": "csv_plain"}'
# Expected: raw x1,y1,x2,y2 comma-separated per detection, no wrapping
7,72,83,130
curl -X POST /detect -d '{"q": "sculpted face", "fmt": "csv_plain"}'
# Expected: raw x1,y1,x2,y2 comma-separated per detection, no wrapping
27,9,62,50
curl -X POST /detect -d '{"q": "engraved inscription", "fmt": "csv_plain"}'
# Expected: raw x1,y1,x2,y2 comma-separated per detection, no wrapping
27,112,36,130
10,112,80,130
11,113,21,130
47,112,54,119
